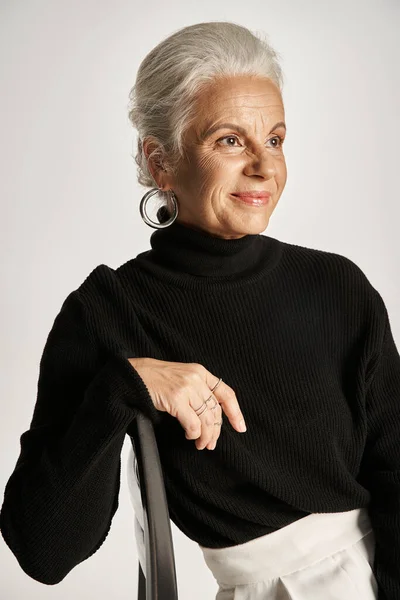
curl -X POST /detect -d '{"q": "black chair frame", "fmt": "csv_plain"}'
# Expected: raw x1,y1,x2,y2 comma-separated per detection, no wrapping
129,412,179,600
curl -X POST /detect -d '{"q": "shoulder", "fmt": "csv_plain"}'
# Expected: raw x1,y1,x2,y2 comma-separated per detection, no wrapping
73,263,135,322
277,238,386,320
75,262,137,300
280,238,377,291
77,263,122,294
72,262,143,351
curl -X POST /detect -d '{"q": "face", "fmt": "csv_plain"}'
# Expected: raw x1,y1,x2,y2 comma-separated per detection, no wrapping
146,75,287,239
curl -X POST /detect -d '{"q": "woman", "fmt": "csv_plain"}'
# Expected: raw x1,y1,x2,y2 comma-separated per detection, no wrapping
1,20,399,599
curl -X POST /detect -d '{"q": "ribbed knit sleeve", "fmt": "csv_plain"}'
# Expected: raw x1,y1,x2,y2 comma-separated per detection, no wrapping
358,302,400,598
0,289,162,585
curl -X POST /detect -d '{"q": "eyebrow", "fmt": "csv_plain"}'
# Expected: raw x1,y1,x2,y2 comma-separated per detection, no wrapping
200,121,286,140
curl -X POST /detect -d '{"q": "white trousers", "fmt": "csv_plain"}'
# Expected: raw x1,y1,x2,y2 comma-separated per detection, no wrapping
127,446,147,576
198,508,378,599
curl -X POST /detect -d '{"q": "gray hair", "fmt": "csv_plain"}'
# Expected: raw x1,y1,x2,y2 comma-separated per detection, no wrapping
127,21,284,197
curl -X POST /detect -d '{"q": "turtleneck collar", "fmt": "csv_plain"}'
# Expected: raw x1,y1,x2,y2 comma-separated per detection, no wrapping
148,218,264,278
129,204,282,291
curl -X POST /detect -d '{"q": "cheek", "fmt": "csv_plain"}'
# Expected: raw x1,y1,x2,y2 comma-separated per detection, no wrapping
196,153,227,184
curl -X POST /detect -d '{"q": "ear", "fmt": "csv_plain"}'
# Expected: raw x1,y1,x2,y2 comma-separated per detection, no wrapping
142,137,170,190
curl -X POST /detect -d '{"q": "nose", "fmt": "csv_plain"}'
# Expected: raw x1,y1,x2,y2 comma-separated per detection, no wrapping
243,147,276,179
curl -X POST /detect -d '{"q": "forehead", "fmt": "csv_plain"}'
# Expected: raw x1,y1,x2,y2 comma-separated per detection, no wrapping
193,75,283,114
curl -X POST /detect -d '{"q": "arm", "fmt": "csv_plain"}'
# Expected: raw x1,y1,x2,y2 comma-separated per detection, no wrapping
0,290,162,585
358,298,400,598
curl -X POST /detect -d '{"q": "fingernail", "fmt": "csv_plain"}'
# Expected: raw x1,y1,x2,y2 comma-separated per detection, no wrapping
238,419,247,432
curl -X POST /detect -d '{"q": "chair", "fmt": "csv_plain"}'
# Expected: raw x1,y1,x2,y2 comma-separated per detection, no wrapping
128,411,179,600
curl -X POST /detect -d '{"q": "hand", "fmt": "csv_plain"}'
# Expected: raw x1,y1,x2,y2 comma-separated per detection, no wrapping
127,357,246,451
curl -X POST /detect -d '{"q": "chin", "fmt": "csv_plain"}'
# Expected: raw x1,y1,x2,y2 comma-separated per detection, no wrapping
241,214,271,234
228,220,269,238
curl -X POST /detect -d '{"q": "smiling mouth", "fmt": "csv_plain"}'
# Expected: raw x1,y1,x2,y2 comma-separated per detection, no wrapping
231,193,271,206
232,192,272,198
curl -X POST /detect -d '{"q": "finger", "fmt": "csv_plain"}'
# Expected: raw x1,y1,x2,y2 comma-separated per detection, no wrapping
168,366,211,439
206,403,223,450
179,366,219,447
195,400,221,450
202,368,247,433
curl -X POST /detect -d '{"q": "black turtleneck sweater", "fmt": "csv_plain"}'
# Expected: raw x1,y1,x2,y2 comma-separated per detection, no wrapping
1,219,399,598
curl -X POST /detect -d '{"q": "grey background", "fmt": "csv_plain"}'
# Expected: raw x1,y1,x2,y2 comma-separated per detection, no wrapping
1,0,399,598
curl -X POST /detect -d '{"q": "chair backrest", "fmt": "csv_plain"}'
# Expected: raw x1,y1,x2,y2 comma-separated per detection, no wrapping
129,412,179,600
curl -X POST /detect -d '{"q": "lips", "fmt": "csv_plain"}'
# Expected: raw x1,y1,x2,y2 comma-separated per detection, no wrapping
232,191,271,199
231,192,271,206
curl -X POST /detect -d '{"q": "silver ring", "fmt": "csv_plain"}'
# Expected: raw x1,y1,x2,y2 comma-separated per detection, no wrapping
194,377,223,414
194,402,207,416
205,394,218,410
211,377,222,392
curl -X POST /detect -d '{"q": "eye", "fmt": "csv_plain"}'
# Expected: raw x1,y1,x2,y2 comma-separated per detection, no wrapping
269,135,284,148
216,135,284,148
217,135,240,146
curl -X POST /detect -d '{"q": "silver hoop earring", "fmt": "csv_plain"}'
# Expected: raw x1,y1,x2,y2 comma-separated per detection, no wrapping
139,188,178,229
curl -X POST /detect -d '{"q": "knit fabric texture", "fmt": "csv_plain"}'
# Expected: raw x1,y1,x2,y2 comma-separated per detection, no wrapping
1,218,399,597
